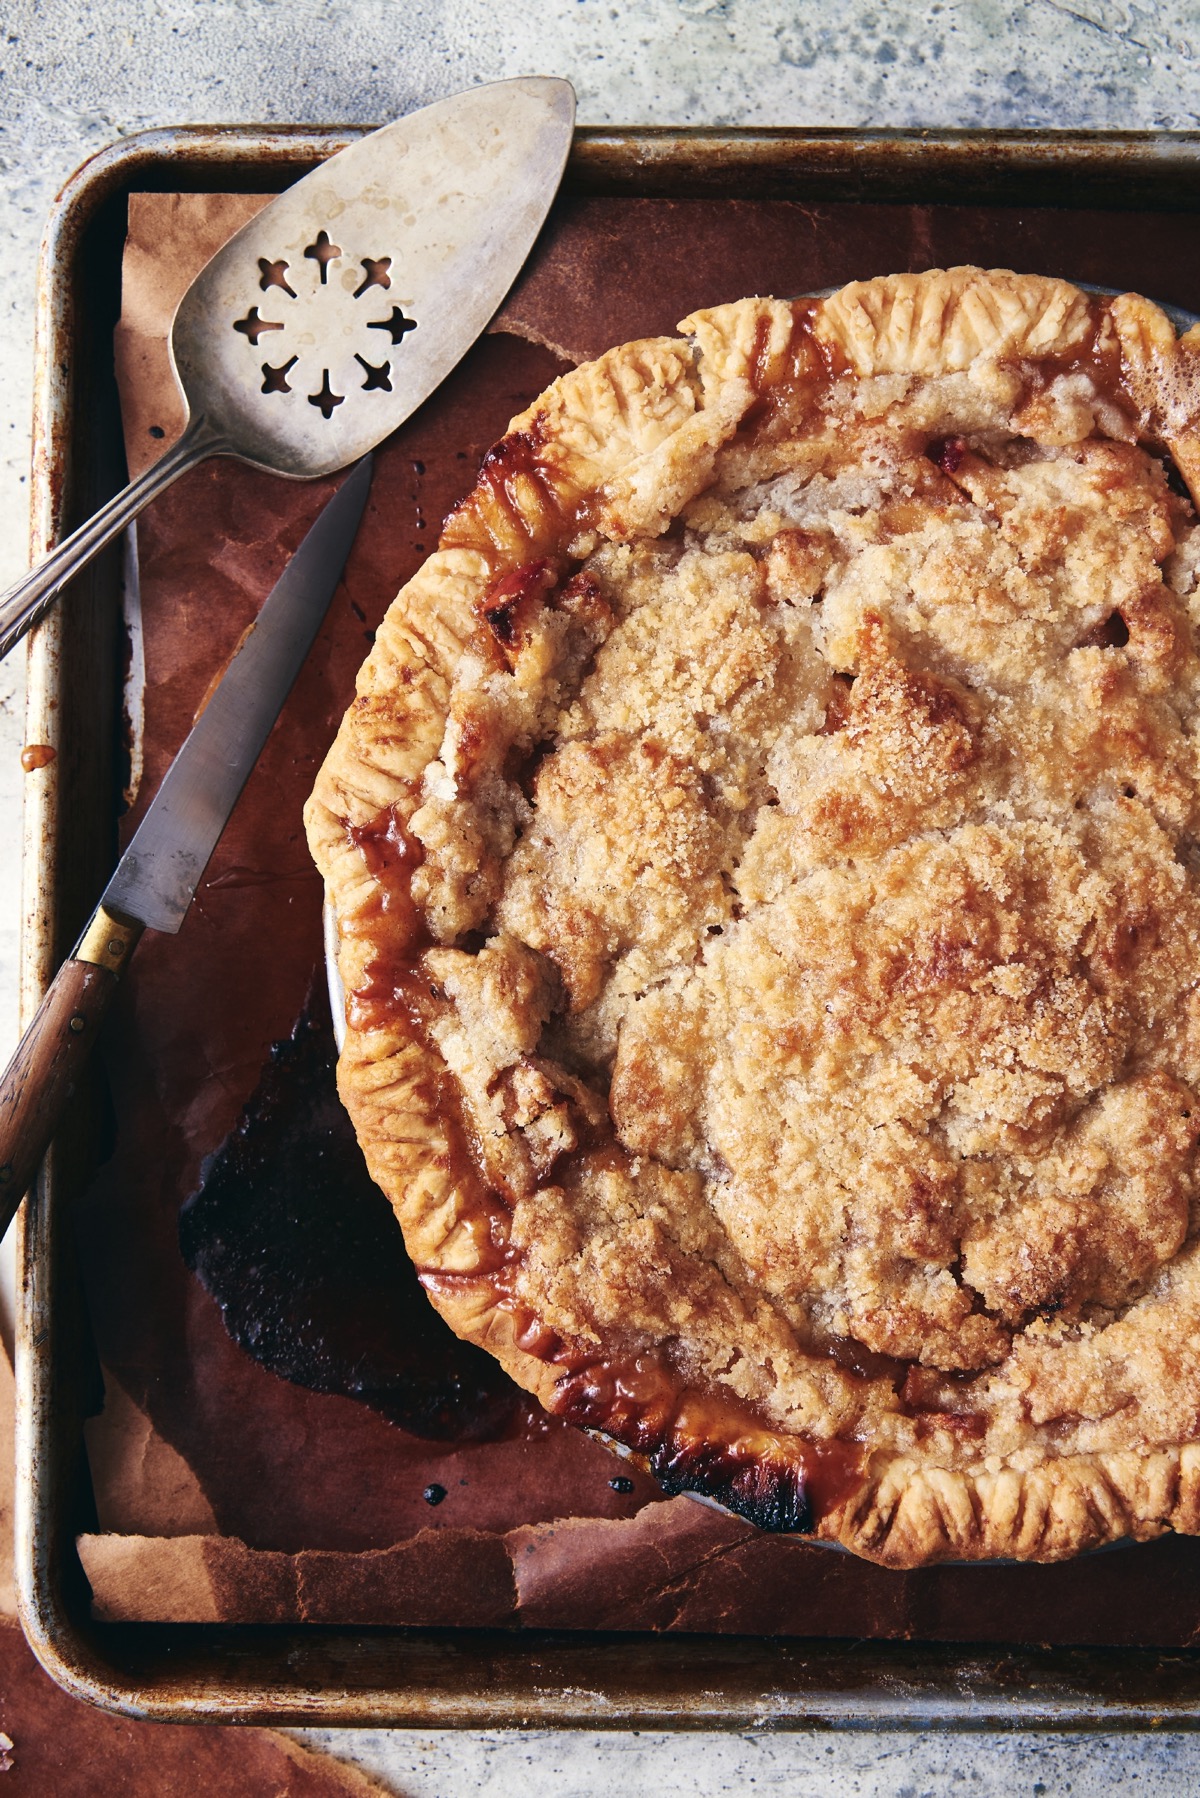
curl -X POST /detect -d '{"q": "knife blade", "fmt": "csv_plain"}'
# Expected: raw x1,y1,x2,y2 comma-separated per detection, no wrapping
0,454,372,1232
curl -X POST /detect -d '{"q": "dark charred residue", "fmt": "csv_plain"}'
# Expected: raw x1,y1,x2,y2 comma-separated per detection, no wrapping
553,1354,682,1461
552,1351,863,1535
652,1438,815,1533
179,986,522,1441
488,604,517,646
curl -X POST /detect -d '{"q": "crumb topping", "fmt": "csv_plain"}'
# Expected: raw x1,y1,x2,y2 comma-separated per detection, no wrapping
403,361,1200,1464
307,275,1200,1554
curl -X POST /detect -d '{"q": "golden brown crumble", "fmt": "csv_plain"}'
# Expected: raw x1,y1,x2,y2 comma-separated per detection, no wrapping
308,270,1200,1563
408,404,1200,1447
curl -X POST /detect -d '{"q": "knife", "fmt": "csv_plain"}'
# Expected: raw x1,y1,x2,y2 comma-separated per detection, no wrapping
0,453,373,1236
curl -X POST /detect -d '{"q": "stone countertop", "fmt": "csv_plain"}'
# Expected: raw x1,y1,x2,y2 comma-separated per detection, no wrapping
2,2,1199,1790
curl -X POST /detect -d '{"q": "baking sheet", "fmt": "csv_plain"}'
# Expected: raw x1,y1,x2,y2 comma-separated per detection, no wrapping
68,183,1200,1644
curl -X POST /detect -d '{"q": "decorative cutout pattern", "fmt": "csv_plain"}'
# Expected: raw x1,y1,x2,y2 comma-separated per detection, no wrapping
356,352,394,391
355,355,393,392
308,371,344,418
354,257,392,297
258,258,297,297
261,356,298,395
304,230,341,285
234,307,284,345
233,231,414,419
369,306,418,345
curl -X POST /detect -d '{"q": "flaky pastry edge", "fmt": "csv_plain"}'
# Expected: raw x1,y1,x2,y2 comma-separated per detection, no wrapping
305,266,1200,1567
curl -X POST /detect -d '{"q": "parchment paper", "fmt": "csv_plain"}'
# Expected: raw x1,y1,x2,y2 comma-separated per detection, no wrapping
76,186,1200,1642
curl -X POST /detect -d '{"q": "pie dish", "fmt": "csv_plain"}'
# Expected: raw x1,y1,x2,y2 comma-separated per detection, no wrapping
306,266,1200,1568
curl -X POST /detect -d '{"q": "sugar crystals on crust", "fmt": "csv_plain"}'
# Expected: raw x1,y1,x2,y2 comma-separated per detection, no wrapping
307,268,1200,1566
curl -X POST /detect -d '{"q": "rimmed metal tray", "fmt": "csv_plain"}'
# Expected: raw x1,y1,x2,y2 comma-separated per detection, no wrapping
18,121,1200,1728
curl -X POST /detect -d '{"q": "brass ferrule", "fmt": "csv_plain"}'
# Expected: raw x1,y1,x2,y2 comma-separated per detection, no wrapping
74,904,143,974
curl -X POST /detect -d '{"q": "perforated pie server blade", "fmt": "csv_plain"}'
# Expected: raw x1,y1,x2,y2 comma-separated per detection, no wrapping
0,75,575,660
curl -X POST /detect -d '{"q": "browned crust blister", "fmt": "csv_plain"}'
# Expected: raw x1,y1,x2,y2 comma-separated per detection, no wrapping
306,268,1200,1568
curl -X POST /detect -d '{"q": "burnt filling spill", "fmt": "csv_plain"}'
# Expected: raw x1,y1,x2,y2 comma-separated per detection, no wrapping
179,982,524,1441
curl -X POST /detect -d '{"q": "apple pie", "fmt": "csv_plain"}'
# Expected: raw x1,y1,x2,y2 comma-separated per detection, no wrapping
306,267,1200,1566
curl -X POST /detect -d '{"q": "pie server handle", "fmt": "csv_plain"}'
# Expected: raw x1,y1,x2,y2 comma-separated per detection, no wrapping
0,419,219,662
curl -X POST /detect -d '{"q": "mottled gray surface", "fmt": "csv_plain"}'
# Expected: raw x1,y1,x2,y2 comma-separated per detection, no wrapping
3,1,1200,1788
294,1725,1199,1794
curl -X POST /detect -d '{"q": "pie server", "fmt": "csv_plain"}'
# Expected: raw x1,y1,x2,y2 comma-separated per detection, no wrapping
0,454,373,1238
0,75,575,660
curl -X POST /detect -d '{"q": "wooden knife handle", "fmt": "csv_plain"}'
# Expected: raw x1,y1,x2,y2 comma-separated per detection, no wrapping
0,958,120,1240
0,905,141,1237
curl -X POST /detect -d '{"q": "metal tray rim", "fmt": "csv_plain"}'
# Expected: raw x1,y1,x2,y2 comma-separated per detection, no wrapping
18,118,1200,1729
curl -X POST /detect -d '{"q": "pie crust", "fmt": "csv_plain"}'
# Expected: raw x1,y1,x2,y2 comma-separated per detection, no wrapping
306,267,1200,1567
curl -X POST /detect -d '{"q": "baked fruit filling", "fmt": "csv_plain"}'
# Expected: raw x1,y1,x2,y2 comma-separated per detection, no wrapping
308,270,1200,1564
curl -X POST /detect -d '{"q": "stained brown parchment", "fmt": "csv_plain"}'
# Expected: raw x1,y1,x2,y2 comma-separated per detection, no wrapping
75,185,1200,1642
